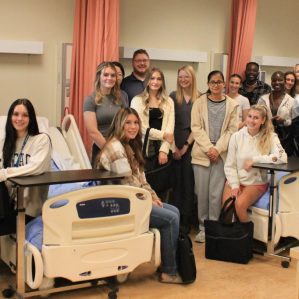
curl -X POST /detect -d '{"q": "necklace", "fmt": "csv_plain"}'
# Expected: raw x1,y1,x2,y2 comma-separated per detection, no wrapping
246,80,257,87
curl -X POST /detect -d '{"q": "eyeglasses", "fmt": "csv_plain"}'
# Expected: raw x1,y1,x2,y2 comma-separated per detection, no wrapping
178,75,190,80
209,80,224,86
133,59,149,64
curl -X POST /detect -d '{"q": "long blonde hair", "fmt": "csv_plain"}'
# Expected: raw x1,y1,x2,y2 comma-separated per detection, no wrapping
176,65,200,104
94,62,122,105
139,67,169,116
250,105,274,154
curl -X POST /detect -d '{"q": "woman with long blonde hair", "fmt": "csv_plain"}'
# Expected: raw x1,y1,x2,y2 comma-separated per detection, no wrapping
169,65,201,233
131,67,174,196
83,62,128,166
223,105,287,222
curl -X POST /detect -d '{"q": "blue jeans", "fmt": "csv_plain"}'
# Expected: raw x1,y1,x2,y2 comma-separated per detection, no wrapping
150,203,180,275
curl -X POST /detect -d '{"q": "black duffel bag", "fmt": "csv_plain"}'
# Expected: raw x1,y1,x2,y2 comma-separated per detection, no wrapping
204,197,254,264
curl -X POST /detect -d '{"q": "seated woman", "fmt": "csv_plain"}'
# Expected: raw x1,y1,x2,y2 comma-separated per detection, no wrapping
0,99,51,220
95,107,182,284
223,105,287,222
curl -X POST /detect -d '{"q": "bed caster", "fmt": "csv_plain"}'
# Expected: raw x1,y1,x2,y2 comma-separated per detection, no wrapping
281,260,290,268
115,273,129,283
2,288,15,298
108,287,119,299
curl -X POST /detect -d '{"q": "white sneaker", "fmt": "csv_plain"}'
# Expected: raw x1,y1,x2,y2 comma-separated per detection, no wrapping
195,231,205,243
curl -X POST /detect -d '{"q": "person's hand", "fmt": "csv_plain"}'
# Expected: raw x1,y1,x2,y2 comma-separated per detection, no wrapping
153,198,163,207
173,147,182,160
207,147,219,163
158,151,168,165
231,188,240,198
180,144,188,156
272,115,284,124
163,132,174,144
0,170,6,182
243,159,253,172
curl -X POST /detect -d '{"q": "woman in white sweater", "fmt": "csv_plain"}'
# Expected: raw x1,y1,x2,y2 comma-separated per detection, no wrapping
223,105,287,222
0,99,51,218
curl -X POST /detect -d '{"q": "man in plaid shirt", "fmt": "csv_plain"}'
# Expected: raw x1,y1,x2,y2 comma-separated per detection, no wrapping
239,62,271,106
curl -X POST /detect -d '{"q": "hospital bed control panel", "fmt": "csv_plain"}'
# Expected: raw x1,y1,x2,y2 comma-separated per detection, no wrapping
76,197,130,218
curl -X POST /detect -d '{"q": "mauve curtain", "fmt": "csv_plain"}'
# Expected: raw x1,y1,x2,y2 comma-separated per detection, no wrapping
69,0,119,157
226,0,257,80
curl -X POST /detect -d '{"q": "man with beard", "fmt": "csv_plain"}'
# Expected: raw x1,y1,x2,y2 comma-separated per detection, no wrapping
121,49,150,104
239,62,271,106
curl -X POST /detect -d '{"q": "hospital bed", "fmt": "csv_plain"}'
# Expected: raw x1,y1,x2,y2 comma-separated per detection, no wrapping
247,160,299,268
249,171,299,245
0,114,160,298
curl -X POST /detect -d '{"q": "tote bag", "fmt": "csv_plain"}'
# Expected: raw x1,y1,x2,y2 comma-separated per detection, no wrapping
177,231,197,283
204,197,254,264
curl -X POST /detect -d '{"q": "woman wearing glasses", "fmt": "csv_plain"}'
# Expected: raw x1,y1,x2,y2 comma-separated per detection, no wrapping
191,70,238,243
169,65,201,233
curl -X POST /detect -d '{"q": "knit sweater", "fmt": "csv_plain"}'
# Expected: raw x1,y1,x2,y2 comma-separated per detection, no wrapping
224,127,287,189
98,138,158,200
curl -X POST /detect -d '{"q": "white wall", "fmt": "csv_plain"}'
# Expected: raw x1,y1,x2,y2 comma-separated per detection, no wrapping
119,0,232,94
0,0,75,125
1,0,298,125
253,0,299,82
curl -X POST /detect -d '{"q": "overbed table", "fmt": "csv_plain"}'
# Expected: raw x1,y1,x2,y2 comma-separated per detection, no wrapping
253,156,299,266
5,169,126,298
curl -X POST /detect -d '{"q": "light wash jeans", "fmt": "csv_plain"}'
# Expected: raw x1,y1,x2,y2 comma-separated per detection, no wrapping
150,203,180,275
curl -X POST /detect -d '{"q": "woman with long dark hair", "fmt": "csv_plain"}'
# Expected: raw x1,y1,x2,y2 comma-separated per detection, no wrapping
0,99,51,217
191,70,238,243
95,107,182,284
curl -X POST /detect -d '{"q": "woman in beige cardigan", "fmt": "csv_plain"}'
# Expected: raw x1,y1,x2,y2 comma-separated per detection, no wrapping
191,70,238,243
